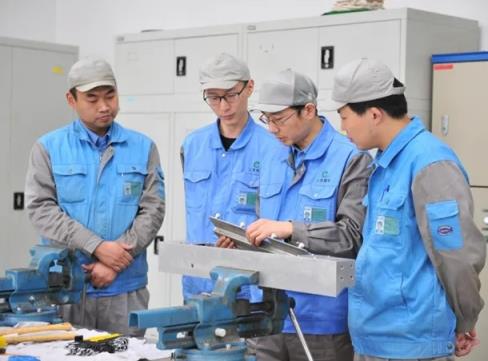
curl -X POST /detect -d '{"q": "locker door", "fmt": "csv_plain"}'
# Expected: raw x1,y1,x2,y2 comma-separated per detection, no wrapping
432,61,488,187
10,47,75,271
171,112,215,306
0,46,12,274
115,39,174,95
174,34,240,94
116,113,172,311
247,28,319,93
318,20,401,90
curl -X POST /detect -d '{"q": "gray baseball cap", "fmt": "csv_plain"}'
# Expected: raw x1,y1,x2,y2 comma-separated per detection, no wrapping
330,58,405,110
199,53,250,90
255,69,318,113
68,57,117,92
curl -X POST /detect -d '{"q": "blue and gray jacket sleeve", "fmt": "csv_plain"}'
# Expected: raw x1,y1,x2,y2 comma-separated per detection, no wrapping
290,152,372,258
412,160,485,333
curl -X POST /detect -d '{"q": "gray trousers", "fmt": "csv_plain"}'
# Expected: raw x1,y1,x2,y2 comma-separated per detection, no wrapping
255,333,353,361
62,287,149,337
354,354,455,361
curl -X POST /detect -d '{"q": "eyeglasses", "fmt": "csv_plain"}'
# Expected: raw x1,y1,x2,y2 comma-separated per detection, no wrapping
203,81,248,106
259,108,297,127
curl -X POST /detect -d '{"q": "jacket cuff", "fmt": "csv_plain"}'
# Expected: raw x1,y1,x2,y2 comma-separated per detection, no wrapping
456,317,478,334
74,231,103,255
291,221,309,249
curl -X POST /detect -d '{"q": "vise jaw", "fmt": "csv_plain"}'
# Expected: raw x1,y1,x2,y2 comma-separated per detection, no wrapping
130,266,289,361
0,245,83,326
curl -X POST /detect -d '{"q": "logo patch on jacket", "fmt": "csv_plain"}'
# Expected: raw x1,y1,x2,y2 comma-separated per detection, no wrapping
437,225,454,236
123,181,142,197
375,215,400,235
316,170,331,184
248,161,260,173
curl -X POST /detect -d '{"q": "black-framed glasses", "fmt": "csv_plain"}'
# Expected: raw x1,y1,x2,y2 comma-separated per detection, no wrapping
203,81,248,106
259,108,296,127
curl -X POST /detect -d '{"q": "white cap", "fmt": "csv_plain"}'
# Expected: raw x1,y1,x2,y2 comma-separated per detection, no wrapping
68,57,116,92
255,69,317,113
199,53,250,90
330,58,405,110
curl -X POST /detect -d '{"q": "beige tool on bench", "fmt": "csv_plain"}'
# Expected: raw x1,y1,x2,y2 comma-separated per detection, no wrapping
0,322,75,344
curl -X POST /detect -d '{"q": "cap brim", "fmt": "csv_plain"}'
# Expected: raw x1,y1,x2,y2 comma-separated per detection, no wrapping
201,80,239,90
253,103,289,113
76,80,116,92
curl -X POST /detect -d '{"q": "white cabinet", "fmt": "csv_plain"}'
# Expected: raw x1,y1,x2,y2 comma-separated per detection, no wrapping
114,8,479,309
0,37,77,274
115,40,174,95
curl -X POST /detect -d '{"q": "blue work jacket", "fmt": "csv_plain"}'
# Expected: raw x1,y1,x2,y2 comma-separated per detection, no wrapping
39,120,153,297
257,118,359,335
349,117,465,358
181,116,283,299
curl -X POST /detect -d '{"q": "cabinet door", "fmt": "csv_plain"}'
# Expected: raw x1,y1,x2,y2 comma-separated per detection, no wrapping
318,20,401,90
115,39,174,95
0,46,11,274
432,61,488,187
174,34,239,94
247,28,318,93
116,112,172,311
10,47,75,271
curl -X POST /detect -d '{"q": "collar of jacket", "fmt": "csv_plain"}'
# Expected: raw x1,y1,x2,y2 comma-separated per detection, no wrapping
374,116,425,169
209,113,256,150
73,119,129,145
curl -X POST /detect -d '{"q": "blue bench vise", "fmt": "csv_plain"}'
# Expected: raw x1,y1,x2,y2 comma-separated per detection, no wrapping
0,245,84,326
129,266,289,361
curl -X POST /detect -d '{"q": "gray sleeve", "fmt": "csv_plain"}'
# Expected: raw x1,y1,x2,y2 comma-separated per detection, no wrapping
290,151,372,258
117,143,166,255
412,160,485,333
25,142,103,254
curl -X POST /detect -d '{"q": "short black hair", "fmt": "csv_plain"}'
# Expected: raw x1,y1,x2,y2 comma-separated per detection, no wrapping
347,78,407,119
291,104,318,116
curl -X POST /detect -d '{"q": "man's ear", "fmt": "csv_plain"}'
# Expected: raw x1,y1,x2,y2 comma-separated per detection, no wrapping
303,103,317,119
370,107,384,125
66,91,76,109
246,79,255,96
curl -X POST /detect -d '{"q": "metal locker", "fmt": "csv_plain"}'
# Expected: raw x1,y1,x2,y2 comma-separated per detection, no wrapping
115,39,174,95
174,34,239,94
0,37,77,274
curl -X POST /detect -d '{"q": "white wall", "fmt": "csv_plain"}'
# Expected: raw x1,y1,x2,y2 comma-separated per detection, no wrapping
0,0,56,42
0,0,487,62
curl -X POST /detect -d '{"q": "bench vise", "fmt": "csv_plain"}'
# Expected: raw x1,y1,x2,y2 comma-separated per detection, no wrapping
0,245,84,326
130,266,289,361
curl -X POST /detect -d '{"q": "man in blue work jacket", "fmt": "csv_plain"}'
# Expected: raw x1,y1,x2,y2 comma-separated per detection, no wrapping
239,69,372,361
330,58,485,360
181,53,283,299
25,57,165,336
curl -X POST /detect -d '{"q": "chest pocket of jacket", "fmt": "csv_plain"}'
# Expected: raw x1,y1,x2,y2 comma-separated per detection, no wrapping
372,192,407,249
52,164,87,203
117,164,147,205
259,183,283,218
232,172,259,215
299,184,336,223
184,170,211,209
